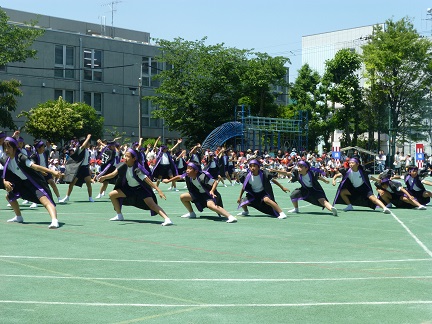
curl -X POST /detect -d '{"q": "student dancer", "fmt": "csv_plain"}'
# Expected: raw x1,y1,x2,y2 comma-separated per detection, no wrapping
217,148,233,186
60,134,94,203
2,137,61,228
94,140,117,199
31,140,62,206
274,160,337,216
151,138,182,188
163,161,237,223
98,148,172,226
401,166,431,206
237,159,289,219
372,175,427,210
332,158,391,213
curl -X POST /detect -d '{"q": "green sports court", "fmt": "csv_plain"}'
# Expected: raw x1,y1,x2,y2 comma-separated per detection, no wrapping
1,180,431,323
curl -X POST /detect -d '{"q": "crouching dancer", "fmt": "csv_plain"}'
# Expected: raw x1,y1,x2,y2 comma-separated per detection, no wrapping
237,159,289,219
273,160,337,216
3,137,61,229
98,148,172,226
163,161,237,223
332,158,390,214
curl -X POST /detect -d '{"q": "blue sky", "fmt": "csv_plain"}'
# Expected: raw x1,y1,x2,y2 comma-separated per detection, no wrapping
1,0,431,81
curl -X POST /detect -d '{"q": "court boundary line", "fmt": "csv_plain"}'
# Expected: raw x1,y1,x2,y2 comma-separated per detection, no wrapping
1,274,432,282
1,300,431,307
389,210,432,258
0,255,430,264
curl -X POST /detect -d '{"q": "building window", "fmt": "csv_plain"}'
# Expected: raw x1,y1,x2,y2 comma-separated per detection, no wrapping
0,64,6,72
141,99,161,127
54,45,74,78
83,49,102,81
141,57,160,88
54,89,74,103
84,92,102,112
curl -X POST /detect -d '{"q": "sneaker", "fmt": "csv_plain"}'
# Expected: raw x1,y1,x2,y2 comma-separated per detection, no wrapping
226,215,237,223
167,187,173,191
223,184,228,187
237,211,249,216
95,193,104,199
288,208,299,214
89,197,95,202
48,220,59,229
22,200,30,205
7,216,23,223
383,207,391,214
174,189,179,192
6,203,11,207
385,203,392,208
110,214,124,221
331,207,338,216
277,212,287,219
181,212,196,218
59,196,69,203
415,205,427,210
161,218,173,226
30,202,38,208
343,205,354,212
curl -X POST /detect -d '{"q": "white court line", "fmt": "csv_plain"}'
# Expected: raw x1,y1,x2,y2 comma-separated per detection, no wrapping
0,255,431,264
0,300,431,307
1,274,432,282
389,210,432,258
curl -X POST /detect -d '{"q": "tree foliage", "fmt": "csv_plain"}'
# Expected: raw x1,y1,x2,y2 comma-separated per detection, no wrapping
362,17,432,155
149,37,289,144
0,9,44,130
288,64,335,150
322,48,365,147
19,97,104,142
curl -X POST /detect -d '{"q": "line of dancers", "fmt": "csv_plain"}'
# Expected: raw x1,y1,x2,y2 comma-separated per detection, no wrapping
1,132,430,229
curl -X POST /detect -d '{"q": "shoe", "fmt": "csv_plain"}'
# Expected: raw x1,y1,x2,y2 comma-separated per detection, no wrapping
7,216,23,223
167,187,172,191
174,189,179,192
22,200,30,205
223,184,227,187
6,203,11,207
110,214,124,221
288,208,299,214
95,193,104,199
181,212,196,218
89,197,95,202
30,203,38,208
48,220,59,229
59,196,69,203
385,203,392,208
331,207,338,216
161,218,173,226
415,205,427,210
343,205,354,212
277,212,287,219
226,215,237,223
237,211,249,216
383,207,391,214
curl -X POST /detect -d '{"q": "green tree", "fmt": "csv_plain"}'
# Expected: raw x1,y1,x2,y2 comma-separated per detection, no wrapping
240,53,289,117
322,48,365,147
288,64,335,150
19,97,104,142
0,9,44,129
149,37,289,144
362,18,432,157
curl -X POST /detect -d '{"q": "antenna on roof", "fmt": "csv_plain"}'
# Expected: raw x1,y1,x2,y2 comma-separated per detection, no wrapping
102,1,122,38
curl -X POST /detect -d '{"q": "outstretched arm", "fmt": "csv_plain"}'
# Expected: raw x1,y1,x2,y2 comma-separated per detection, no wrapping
80,134,92,150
